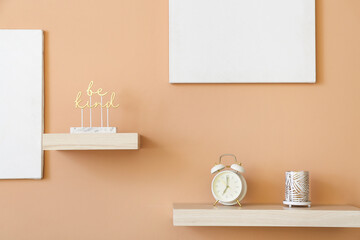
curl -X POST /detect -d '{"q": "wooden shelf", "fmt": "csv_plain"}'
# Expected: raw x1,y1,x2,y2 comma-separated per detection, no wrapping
43,133,139,150
173,203,360,228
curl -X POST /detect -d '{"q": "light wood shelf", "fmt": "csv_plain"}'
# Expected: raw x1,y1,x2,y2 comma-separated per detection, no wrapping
43,133,139,150
173,203,360,228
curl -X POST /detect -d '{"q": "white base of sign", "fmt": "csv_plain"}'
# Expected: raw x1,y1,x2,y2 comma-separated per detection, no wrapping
70,127,117,134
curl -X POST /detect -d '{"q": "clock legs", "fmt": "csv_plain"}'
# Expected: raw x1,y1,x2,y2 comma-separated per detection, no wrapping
213,199,242,207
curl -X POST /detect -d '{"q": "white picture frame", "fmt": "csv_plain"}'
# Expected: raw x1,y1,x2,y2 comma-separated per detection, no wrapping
0,29,44,179
169,0,316,83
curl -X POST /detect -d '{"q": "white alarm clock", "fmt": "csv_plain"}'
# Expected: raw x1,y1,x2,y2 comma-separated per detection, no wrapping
211,154,247,206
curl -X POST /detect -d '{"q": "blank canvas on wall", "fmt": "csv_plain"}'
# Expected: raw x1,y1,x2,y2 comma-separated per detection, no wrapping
169,0,316,83
0,30,44,179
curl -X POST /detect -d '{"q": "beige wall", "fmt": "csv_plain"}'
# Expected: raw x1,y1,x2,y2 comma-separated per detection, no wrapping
0,0,359,239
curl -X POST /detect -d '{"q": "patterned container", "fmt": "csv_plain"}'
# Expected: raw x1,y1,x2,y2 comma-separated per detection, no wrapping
283,171,311,207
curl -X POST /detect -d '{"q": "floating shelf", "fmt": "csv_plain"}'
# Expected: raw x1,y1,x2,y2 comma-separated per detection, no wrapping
173,203,360,228
43,133,139,150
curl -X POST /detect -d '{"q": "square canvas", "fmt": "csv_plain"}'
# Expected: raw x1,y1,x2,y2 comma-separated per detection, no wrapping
169,0,316,83
0,30,44,179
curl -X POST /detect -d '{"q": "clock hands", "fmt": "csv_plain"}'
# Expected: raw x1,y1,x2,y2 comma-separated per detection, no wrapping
222,186,229,195
222,176,230,195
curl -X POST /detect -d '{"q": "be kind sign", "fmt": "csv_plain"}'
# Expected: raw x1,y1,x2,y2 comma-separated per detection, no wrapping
169,0,316,83
71,81,119,133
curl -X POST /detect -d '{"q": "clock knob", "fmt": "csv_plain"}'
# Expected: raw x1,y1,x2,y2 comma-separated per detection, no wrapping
211,164,225,174
231,163,245,173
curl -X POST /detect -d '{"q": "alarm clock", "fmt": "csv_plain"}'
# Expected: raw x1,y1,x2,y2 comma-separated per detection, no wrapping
211,154,247,206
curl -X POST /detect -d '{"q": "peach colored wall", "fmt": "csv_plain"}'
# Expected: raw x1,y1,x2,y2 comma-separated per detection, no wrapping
0,0,359,239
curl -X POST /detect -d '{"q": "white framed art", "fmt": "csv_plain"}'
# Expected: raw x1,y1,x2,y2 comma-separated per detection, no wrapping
169,0,316,83
0,30,44,179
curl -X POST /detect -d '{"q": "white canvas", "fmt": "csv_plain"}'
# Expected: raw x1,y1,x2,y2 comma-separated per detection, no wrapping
0,30,44,179
169,0,316,83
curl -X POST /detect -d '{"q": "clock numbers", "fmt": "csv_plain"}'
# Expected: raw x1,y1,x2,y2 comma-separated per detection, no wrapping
212,171,242,203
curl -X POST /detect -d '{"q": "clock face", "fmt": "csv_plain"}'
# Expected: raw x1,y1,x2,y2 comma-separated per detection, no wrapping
211,170,242,203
